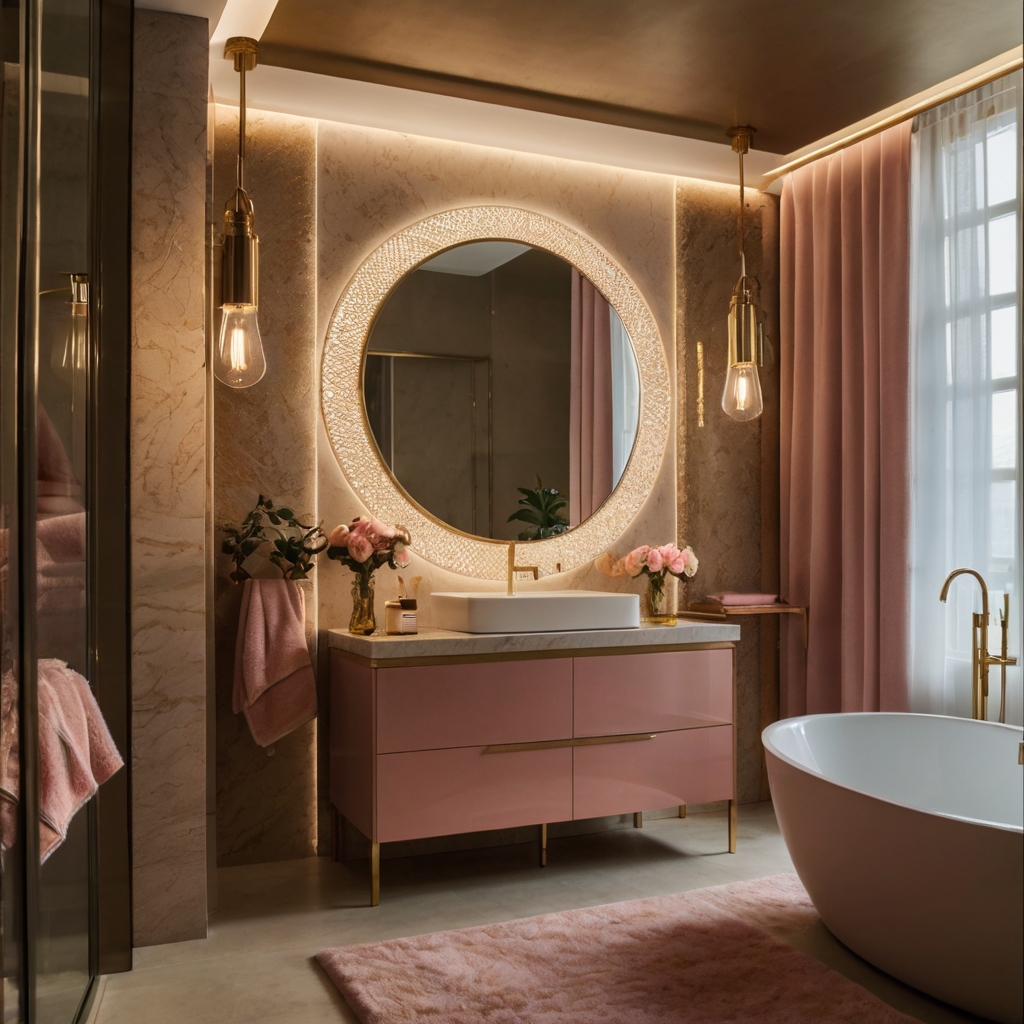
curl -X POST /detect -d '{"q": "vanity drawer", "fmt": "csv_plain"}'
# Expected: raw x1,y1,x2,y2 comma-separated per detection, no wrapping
377,659,572,753
376,746,572,843
572,724,732,820
573,650,733,737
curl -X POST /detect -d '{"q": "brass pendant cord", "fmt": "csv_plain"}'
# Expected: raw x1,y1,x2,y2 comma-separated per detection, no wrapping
237,60,246,192
727,126,754,279
738,146,745,278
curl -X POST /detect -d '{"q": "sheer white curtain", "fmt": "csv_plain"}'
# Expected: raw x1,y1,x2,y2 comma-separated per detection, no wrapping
909,71,1023,724
609,307,639,487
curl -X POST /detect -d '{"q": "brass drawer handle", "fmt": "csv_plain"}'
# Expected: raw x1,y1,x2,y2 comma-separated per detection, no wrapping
484,732,657,755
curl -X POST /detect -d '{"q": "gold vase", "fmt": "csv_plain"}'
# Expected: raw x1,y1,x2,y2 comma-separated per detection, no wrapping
349,574,376,635
645,573,677,625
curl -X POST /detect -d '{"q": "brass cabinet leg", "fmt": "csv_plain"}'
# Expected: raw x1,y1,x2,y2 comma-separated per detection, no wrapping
634,811,643,829
678,804,686,819
728,800,737,854
539,823,548,867
370,843,380,906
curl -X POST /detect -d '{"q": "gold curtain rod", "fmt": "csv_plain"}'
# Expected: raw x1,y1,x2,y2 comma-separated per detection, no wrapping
760,53,1024,187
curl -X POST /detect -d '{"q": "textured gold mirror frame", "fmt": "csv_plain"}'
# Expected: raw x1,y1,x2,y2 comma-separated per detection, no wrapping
321,206,671,580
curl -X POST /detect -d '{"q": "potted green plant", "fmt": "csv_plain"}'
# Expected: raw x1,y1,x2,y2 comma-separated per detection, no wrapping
220,495,328,582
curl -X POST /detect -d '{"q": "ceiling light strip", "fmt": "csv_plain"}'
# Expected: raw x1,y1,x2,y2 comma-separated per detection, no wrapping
760,48,1023,188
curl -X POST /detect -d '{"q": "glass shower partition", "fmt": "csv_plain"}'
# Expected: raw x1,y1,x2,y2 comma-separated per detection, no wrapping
34,0,93,1016
0,0,130,1020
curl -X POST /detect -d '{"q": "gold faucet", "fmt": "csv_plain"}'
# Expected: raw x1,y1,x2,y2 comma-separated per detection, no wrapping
939,568,1017,722
507,542,539,596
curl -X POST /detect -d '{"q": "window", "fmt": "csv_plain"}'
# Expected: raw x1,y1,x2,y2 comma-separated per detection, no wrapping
909,71,1022,724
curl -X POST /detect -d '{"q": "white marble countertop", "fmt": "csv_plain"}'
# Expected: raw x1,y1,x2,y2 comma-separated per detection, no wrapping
323,619,740,661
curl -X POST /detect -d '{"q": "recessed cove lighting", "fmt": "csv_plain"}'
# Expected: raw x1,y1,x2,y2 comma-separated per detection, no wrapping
210,0,280,53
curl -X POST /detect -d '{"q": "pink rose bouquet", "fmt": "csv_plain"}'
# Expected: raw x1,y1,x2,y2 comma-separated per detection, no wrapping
326,517,412,634
596,542,697,620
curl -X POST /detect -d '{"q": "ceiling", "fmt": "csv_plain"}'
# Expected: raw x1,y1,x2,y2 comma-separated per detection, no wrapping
257,0,1022,153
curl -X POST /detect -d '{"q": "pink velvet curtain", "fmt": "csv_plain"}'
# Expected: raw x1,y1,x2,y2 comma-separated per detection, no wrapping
780,121,912,716
569,269,613,527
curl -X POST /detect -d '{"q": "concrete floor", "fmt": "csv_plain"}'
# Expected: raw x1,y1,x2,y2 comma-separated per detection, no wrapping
90,803,987,1024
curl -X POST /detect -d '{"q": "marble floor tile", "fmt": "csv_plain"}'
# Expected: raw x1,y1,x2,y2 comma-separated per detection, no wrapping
96,804,983,1024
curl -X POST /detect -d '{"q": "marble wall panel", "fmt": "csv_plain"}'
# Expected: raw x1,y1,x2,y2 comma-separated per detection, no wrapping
130,9,208,945
676,179,781,803
212,107,319,867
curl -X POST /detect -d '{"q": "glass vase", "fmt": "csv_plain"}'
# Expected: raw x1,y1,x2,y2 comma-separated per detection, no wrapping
349,574,376,635
645,573,676,625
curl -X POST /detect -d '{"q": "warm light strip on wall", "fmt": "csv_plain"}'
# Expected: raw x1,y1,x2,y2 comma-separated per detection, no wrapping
760,46,1023,188
210,0,279,52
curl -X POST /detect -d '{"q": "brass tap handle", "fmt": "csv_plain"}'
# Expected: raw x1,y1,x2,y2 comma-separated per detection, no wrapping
996,593,1017,724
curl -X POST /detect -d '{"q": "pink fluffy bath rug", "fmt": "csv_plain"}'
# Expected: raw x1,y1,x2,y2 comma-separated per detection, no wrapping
316,873,917,1023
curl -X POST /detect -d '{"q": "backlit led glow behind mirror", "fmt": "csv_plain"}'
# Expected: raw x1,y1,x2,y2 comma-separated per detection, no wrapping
321,207,670,580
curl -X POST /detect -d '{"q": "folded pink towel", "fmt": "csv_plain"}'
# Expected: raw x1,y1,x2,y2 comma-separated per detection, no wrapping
38,660,123,860
232,579,318,748
706,593,779,606
36,512,86,565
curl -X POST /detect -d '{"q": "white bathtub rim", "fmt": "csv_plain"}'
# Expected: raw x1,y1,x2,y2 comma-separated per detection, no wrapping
763,712,1024,835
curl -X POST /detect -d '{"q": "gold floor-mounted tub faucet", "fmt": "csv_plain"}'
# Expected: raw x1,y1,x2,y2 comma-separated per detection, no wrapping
939,568,1018,722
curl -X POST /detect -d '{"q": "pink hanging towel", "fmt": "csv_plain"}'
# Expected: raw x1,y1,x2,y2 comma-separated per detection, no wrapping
232,579,318,747
38,659,124,861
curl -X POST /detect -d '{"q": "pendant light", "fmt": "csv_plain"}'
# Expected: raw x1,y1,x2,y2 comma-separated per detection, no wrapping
721,126,769,422
214,36,266,389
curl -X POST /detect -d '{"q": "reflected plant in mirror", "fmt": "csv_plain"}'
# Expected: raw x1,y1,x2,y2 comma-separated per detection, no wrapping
362,240,640,542
508,477,569,540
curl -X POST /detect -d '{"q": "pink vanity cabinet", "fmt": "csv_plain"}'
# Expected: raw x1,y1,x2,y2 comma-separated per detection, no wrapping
328,630,736,905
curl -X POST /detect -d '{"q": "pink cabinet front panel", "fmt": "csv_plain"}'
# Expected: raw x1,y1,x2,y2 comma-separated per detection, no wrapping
376,746,572,843
376,658,572,753
572,725,733,820
574,650,732,737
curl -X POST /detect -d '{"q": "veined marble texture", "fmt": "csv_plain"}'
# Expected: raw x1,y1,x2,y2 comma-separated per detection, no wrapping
213,107,319,867
131,9,209,946
675,179,782,803
326,621,740,660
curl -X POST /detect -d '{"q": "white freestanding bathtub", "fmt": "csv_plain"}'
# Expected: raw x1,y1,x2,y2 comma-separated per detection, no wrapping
764,713,1023,1024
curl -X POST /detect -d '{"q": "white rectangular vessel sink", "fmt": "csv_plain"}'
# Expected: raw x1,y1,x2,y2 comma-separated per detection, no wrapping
432,591,640,634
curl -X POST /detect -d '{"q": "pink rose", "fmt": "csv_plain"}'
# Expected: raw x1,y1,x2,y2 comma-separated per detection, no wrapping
667,548,687,575
623,546,649,576
328,524,350,548
394,545,410,568
347,533,373,563
646,547,664,573
370,519,397,542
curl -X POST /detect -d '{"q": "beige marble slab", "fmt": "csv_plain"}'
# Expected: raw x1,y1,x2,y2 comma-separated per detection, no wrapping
131,8,209,946
212,106,319,869
324,620,739,661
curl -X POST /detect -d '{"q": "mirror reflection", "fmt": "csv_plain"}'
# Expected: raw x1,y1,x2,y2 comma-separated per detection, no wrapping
363,242,640,540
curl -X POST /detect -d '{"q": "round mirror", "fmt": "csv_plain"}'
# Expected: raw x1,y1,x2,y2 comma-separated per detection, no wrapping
363,241,640,541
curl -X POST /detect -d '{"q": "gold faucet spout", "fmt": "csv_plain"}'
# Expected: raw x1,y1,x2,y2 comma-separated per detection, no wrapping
507,542,539,596
939,567,989,617
939,568,1018,722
